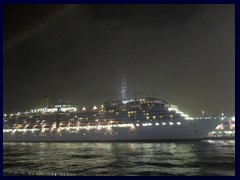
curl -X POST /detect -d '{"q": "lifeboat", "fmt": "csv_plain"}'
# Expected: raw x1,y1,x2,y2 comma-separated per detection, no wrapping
69,123,78,128
26,125,34,129
34,125,42,129
99,122,109,125
79,122,89,126
43,125,52,129
43,122,55,128
17,124,25,129
60,124,68,128
90,122,99,126
60,121,69,127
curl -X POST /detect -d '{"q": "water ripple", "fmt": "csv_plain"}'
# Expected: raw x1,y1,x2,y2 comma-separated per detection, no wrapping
3,141,235,176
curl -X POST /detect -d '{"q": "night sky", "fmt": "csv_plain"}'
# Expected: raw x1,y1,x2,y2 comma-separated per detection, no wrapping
3,4,235,116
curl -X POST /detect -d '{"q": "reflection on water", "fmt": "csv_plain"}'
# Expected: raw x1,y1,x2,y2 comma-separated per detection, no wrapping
3,140,235,176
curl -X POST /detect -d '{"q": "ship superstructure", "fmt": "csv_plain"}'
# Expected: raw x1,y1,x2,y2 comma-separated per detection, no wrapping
3,98,220,141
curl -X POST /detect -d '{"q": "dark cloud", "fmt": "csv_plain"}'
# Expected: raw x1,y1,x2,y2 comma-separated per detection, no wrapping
88,5,201,26
3,4,78,51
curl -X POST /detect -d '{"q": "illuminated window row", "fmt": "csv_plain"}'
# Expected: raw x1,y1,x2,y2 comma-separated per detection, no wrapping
136,122,181,126
4,121,183,134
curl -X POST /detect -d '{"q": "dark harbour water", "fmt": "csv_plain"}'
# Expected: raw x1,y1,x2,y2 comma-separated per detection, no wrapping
3,140,235,176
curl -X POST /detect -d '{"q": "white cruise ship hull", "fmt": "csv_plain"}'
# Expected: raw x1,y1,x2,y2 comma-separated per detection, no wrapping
3,118,220,142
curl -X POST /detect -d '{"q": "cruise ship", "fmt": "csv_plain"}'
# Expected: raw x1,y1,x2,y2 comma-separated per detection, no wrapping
3,97,221,142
